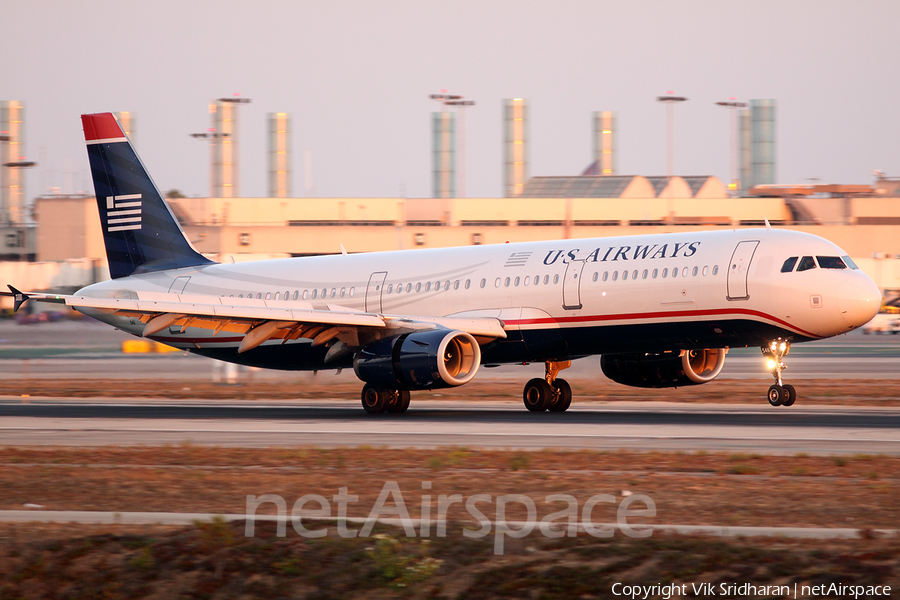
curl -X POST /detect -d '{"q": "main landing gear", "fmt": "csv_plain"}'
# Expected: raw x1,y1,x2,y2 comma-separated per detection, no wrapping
523,361,573,413
762,338,796,407
361,383,411,414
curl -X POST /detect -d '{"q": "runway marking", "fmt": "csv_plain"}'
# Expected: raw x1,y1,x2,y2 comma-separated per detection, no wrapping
0,427,897,444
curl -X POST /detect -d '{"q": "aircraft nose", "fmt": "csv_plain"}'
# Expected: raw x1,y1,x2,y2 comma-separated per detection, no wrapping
838,277,881,328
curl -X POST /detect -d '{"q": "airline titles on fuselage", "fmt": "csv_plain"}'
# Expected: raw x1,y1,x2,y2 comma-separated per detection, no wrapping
541,241,701,266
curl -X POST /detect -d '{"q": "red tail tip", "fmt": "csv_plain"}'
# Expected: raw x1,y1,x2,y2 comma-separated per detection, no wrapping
81,113,124,142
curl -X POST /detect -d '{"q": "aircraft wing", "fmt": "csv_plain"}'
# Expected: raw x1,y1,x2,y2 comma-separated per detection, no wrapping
3,286,507,360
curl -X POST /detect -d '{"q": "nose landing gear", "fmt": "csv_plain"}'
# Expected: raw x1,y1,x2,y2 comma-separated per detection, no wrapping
762,339,796,407
523,360,573,412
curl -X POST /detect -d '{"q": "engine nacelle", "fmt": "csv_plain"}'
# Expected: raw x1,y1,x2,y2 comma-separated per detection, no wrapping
600,348,726,388
354,329,481,390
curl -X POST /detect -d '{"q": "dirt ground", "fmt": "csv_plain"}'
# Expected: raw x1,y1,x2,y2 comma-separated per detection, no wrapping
4,377,900,405
0,446,897,529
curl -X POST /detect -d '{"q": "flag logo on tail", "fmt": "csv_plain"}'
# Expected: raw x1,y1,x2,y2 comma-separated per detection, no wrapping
105,194,142,232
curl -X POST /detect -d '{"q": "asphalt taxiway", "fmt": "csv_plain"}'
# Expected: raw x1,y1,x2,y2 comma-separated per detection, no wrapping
1,400,898,455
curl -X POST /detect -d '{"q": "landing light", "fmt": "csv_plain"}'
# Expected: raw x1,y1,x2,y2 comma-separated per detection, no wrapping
767,359,777,370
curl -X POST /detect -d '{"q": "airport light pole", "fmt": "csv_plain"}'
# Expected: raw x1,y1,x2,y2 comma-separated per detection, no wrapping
657,94,687,179
657,94,687,223
444,98,475,198
715,99,746,197
190,130,230,198
430,93,475,198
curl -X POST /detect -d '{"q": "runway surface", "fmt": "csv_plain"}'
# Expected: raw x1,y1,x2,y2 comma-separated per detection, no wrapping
2,399,898,455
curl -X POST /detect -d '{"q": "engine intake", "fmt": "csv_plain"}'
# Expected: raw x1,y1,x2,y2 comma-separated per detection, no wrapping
600,348,726,388
354,329,481,390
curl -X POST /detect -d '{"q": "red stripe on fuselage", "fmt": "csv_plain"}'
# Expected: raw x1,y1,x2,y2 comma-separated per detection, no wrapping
507,308,820,339
81,113,124,142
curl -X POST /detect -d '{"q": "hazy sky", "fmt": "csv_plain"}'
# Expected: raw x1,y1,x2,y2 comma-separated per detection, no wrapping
3,0,898,200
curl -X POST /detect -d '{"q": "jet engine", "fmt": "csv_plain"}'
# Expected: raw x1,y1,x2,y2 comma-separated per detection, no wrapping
354,329,481,390
600,348,726,388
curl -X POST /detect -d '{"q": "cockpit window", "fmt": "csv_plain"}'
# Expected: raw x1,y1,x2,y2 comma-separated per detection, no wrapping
841,255,859,270
781,257,798,273
797,256,817,272
817,256,847,270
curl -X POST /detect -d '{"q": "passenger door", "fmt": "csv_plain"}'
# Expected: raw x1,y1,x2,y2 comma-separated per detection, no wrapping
726,241,759,301
366,271,388,313
562,260,585,310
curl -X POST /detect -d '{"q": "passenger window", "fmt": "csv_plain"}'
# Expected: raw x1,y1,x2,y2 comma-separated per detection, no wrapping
480,279,486,288
592,272,598,282
533,276,540,285
682,267,688,277
797,256,816,272
544,275,550,285
465,279,471,289
454,280,460,290
672,268,678,278
692,266,698,277
274,292,280,300
622,270,629,281
265,292,271,300
702,266,708,276
781,257,798,272
652,268,658,278
612,271,619,281
817,256,847,270
257,293,263,299
662,268,668,278
331,289,336,298
632,270,638,280
425,282,431,292
505,277,510,287
602,272,609,282
349,287,355,296
553,274,559,284
312,290,317,299
434,280,440,289
514,277,520,286
713,265,719,275
642,269,648,279
495,278,501,288
302,290,308,300
340,287,346,297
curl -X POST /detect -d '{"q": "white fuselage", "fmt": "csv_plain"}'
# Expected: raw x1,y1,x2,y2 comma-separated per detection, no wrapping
76,227,881,369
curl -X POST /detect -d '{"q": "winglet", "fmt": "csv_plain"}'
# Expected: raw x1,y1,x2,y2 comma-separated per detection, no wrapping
764,218,772,230
7,285,29,312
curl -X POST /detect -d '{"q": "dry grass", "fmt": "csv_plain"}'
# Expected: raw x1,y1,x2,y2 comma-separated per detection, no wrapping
0,446,897,529
0,520,897,599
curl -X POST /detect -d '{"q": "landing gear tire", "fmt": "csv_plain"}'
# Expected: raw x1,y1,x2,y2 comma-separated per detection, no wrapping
387,389,411,413
767,385,784,407
523,378,553,412
781,384,796,407
361,383,388,414
548,379,572,412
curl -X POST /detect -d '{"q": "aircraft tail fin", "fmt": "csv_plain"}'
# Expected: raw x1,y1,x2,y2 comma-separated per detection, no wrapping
81,113,214,279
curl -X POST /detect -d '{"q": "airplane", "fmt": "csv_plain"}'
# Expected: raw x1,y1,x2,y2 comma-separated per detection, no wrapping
3,112,882,413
